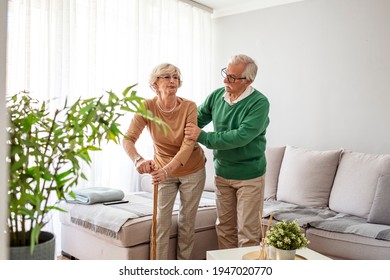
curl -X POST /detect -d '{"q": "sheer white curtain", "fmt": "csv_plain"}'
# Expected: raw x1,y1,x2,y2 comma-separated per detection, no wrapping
6,0,212,254
7,0,212,191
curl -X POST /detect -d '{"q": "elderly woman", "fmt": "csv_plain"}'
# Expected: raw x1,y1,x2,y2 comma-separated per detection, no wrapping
123,63,206,260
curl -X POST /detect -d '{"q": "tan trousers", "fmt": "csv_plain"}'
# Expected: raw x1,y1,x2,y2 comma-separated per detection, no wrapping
215,175,265,249
152,168,206,260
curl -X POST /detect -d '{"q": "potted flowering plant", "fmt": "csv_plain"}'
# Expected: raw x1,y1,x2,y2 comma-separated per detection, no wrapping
265,220,309,259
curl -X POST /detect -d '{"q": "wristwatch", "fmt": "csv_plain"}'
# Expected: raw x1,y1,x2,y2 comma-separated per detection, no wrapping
134,156,143,166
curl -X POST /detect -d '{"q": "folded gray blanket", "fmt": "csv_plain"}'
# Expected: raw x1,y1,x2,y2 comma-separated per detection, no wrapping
65,187,125,204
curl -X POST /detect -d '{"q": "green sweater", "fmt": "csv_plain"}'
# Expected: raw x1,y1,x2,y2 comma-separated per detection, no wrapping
197,87,270,180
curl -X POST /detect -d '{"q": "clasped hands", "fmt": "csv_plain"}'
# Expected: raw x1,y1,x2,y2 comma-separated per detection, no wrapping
136,159,167,184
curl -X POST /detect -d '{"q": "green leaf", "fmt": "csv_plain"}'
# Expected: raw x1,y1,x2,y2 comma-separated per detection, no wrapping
121,84,137,97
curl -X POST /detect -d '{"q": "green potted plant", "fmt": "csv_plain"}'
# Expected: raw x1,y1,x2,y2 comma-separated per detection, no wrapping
6,85,166,259
265,220,309,260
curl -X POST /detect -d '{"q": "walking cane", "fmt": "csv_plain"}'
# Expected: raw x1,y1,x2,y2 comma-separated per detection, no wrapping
151,182,158,260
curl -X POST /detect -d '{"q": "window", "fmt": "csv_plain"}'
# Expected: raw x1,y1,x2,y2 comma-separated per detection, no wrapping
7,0,212,255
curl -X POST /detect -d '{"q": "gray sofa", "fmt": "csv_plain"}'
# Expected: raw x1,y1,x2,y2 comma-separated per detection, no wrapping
59,145,390,260
263,145,390,260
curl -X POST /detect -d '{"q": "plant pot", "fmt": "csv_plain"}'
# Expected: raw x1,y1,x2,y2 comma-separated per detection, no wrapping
275,248,296,260
268,246,296,260
9,231,55,260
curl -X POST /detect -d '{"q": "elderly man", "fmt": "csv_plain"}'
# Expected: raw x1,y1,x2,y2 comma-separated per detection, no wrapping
185,54,270,249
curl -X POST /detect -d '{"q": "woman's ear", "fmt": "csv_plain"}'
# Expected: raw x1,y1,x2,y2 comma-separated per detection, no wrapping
150,84,159,94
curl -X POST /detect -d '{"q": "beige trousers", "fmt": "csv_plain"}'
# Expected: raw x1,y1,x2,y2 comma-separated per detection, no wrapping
215,175,265,249
152,168,206,260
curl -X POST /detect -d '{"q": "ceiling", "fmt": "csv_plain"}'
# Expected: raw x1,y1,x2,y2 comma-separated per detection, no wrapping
192,0,307,17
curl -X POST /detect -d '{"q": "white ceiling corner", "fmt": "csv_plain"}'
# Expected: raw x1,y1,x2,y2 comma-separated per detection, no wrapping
193,0,308,18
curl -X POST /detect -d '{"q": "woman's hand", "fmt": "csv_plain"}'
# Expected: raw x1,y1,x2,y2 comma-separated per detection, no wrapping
150,166,168,184
136,159,155,174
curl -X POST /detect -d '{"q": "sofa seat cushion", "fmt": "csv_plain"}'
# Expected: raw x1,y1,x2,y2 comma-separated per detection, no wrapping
368,174,390,225
262,200,337,229
306,228,390,260
308,214,390,241
276,145,342,207
263,200,390,241
59,191,217,247
329,150,390,219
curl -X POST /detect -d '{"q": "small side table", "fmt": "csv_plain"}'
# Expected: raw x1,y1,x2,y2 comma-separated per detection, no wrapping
206,246,332,260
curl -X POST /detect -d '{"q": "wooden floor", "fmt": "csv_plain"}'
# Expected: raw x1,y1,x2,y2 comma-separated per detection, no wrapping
57,255,71,260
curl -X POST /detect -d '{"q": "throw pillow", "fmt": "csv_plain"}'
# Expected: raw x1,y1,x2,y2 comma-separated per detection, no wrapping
329,151,390,219
367,175,390,225
276,145,342,207
264,146,286,200
203,147,216,192
140,174,153,193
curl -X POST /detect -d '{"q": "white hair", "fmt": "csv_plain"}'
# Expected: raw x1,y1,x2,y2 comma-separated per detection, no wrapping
228,54,258,81
149,63,183,88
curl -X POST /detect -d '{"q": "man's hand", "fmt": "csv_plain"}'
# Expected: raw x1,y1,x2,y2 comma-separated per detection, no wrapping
184,123,201,141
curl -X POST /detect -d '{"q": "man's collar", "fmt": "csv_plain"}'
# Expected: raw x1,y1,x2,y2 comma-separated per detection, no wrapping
223,86,254,105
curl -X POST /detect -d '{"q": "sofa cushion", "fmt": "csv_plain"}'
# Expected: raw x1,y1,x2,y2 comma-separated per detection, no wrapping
140,173,153,193
329,151,390,219
264,146,286,200
367,175,390,225
203,147,216,192
306,228,390,260
276,146,341,207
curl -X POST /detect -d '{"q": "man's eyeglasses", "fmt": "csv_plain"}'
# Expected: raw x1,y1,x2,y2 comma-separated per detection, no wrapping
221,68,246,83
158,75,180,82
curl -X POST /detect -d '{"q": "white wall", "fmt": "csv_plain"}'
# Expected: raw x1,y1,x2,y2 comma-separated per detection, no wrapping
213,0,390,154
0,0,8,259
